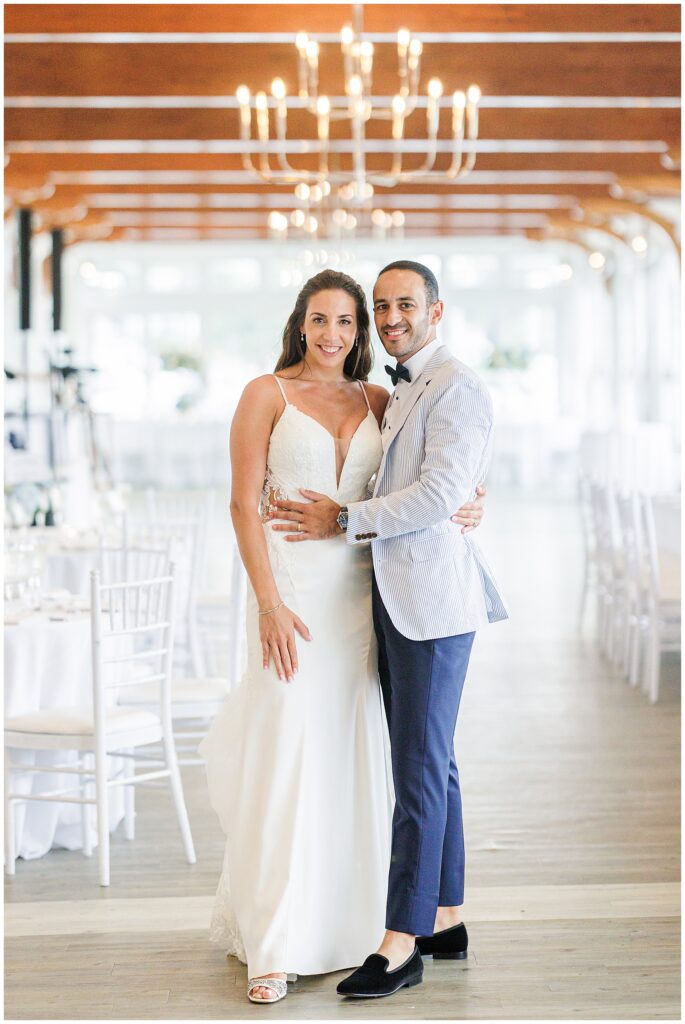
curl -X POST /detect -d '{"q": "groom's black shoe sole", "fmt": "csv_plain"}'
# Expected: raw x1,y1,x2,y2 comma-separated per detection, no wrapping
337,948,423,998
416,922,468,960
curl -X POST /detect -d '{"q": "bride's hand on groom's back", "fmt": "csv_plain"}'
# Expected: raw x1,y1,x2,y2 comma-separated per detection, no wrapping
450,484,486,533
259,604,312,683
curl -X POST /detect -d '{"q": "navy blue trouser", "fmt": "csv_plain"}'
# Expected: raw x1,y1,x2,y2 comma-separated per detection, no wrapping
372,574,475,937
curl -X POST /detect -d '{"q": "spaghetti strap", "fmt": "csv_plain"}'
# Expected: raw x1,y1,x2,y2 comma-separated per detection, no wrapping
272,374,289,404
358,380,371,411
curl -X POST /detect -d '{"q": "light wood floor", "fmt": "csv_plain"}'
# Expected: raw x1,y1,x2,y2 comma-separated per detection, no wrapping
5,493,681,1020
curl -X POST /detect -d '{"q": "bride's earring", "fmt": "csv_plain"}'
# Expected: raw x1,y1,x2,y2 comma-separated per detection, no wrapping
300,332,306,348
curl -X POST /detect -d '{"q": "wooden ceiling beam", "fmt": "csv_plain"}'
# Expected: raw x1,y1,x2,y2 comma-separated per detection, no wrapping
6,4,680,34
4,176,661,204
525,227,601,261
29,199,576,217
7,42,679,97
612,173,682,197
546,213,633,249
101,226,535,243
579,196,681,253
33,208,112,232
39,180,644,196
5,151,672,175
10,191,561,219
5,107,679,143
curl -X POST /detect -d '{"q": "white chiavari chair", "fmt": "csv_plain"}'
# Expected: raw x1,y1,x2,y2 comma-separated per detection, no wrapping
5,565,196,886
120,519,231,765
98,543,171,585
144,489,244,688
128,517,205,677
98,541,174,821
639,493,681,703
144,489,214,592
615,492,645,687
577,473,599,632
589,483,620,659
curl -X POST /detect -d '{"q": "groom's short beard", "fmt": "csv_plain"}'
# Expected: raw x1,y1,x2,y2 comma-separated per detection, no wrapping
389,312,432,360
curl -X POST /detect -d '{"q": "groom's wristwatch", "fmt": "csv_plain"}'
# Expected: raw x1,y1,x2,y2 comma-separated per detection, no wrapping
336,505,349,533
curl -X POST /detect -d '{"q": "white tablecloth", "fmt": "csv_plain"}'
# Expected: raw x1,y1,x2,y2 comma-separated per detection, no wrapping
5,611,124,860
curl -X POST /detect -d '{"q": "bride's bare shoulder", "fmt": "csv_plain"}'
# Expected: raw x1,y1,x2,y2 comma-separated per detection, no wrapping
240,374,282,402
233,376,284,427
245,373,278,390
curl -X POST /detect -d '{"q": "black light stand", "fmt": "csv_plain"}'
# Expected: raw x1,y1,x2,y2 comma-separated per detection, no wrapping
18,208,32,433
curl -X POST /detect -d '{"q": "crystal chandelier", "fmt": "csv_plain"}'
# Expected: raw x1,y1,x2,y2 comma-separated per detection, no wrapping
236,4,481,236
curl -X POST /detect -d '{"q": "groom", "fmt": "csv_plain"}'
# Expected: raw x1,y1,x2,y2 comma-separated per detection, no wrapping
273,261,508,998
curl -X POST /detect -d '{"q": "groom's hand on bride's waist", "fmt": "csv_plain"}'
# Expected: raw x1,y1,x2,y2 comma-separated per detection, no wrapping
270,490,342,541
270,483,488,541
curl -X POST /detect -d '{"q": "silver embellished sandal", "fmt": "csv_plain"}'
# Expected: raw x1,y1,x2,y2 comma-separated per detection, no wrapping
246,975,289,1004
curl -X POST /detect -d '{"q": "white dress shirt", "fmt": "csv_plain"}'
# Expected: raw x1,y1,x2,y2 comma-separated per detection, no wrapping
381,337,443,451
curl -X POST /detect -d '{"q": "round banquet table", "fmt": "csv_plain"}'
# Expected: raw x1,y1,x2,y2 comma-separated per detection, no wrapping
5,608,124,861
7,526,105,597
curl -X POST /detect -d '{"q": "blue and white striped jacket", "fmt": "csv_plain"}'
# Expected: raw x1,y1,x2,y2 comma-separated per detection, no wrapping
346,344,508,641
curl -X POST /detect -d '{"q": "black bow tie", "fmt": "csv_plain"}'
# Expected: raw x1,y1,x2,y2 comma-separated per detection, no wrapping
385,362,411,387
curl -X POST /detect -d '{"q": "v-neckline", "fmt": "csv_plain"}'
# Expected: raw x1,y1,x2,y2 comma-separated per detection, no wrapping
277,405,374,490
286,403,372,445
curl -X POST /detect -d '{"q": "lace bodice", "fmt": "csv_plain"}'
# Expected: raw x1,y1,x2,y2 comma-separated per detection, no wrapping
260,379,383,520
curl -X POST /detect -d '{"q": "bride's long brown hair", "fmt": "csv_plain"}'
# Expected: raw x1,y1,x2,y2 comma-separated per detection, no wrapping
274,270,373,381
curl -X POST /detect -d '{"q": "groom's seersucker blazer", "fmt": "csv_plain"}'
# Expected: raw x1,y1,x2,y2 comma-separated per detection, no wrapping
346,343,508,641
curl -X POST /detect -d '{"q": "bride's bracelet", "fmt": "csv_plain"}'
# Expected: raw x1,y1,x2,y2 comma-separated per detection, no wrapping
258,601,284,617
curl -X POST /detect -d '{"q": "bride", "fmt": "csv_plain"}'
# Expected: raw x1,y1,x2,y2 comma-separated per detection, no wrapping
200,269,482,1004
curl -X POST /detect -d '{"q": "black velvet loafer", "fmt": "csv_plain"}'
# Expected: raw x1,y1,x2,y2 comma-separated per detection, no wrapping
336,946,423,998
416,921,468,959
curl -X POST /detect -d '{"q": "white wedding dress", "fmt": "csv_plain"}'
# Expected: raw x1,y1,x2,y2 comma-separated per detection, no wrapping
200,377,393,979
